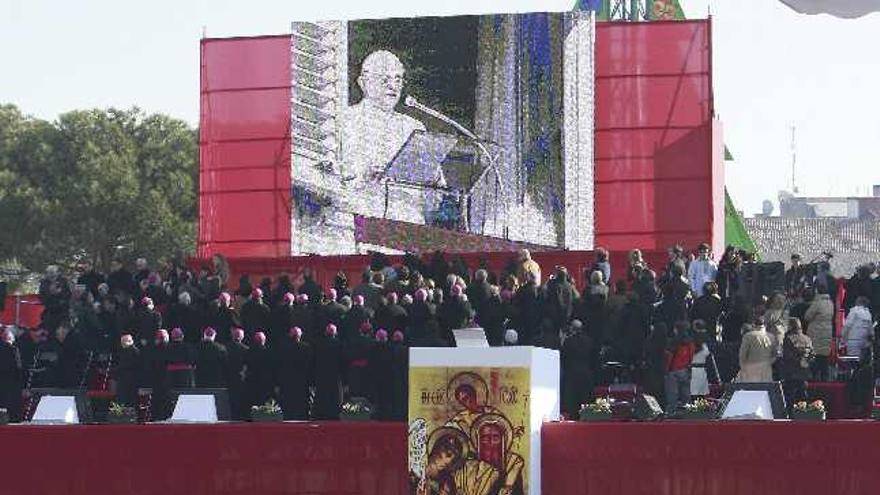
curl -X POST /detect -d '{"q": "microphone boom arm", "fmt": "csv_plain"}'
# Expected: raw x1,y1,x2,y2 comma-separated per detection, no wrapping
404,96,508,237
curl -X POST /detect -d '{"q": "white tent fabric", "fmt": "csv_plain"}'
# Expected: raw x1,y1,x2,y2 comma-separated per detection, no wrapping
780,0,880,18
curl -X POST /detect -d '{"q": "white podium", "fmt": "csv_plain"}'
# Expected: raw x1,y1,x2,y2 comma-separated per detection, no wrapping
408,346,559,495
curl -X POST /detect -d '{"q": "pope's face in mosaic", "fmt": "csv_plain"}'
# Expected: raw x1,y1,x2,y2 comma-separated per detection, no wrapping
357,50,405,112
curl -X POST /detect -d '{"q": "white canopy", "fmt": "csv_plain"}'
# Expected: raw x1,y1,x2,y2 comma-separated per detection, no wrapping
780,0,880,18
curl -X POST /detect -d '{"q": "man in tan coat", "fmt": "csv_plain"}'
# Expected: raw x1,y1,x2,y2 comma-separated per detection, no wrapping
804,286,835,381
737,323,775,383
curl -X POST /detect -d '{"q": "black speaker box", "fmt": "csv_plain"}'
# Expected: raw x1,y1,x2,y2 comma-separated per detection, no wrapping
757,262,786,297
633,393,664,420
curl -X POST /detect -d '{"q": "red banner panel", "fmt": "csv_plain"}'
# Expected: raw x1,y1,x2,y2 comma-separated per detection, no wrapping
0,295,43,328
0,423,408,495
543,421,880,495
594,20,724,254
201,37,293,91
190,249,672,300
199,35,292,259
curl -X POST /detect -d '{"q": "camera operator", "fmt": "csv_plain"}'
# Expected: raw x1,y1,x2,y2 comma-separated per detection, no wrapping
785,253,809,300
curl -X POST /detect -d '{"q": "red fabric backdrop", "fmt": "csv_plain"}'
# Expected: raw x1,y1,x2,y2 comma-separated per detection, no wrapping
199,35,292,258
594,20,725,254
194,249,670,295
4,421,879,495
0,423,408,495
542,421,880,495
0,295,43,328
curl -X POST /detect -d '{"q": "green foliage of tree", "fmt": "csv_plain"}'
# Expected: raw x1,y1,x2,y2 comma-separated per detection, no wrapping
0,104,197,271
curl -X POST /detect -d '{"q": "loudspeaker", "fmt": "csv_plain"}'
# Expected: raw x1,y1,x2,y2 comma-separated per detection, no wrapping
757,262,785,297
633,394,664,420
168,388,231,423
720,382,787,420
28,388,93,424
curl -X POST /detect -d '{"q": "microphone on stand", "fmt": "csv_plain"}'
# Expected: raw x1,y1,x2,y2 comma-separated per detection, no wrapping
404,96,481,141
403,95,507,237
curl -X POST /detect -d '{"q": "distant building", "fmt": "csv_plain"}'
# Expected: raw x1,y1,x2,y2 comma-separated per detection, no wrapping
778,186,880,220
743,217,880,277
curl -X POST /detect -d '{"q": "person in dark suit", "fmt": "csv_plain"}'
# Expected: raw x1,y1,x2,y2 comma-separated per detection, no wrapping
240,289,271,338
369,330,395,421
299,267,323,309
195,327,228,388
115,334,140,407
207,292,241,344
277,327,313,420
166,328,196,389
439,285,473,339
312,324,344,420
613,292,651,368
389,331,409,421
225,328,249,420
245,331,275,415
290,294,316,343
342,295,373,342
406,289,436,337
270,293,297,345
145,329,172,421
466,269,493,316
513,274,541,345
0,328,23,422
316,289,347,341
477,288,508,347
383,292,409,333
134,297,162,348
560,320,597,419
345,323,374,399
690,282,722,340
165,292,204,344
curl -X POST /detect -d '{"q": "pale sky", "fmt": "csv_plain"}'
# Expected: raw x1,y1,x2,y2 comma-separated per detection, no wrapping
2,0,878,215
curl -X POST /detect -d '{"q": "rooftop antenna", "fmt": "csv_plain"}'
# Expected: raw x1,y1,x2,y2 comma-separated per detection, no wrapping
790,125,799,194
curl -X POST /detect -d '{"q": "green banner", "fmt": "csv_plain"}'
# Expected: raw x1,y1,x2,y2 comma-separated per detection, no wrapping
645,0,686,20
589,0,686,21
724,189,759,256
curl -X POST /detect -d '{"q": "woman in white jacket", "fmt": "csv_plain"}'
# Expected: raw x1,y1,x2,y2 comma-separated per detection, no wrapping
690,324,719,397
842,297,874,357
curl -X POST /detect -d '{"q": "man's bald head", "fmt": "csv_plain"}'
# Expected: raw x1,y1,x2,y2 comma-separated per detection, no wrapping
361,50,404,76
358,50,406,112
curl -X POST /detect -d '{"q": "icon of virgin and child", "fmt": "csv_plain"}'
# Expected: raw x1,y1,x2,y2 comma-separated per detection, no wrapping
410,371,526,495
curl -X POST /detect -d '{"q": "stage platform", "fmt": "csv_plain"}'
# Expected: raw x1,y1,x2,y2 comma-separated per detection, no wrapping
3,421,879,495
543,421,880,495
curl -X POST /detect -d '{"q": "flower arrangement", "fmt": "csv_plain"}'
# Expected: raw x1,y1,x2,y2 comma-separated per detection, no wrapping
680,398,718,419
793,400,825,413
251,399,283,422
792,400,825,421
340,397,373,421
583,398,613,414
579,398,614,421
252,399,282,415
107,402,137,424
683,398,717,412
